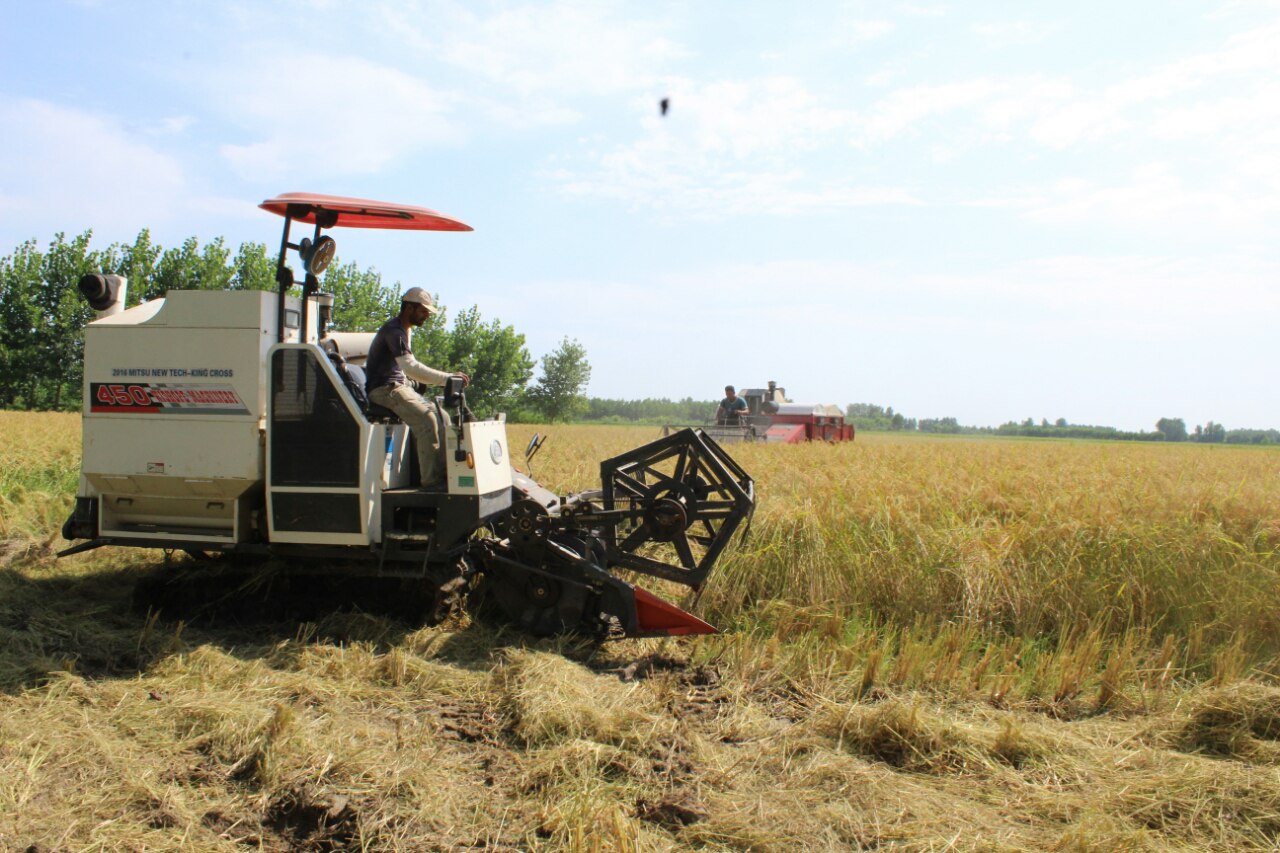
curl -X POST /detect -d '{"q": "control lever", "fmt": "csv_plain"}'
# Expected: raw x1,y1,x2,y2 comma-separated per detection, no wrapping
444,376,469,461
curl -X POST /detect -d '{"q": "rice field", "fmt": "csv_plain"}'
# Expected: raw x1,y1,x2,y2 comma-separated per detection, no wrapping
2,412,1279,850
516,424,1280,683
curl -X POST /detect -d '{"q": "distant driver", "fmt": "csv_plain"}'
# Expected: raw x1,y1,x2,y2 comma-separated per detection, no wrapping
365,288,469,488
715,385,748,425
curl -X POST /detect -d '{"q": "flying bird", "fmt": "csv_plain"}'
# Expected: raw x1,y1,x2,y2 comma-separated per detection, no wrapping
660,97,670,116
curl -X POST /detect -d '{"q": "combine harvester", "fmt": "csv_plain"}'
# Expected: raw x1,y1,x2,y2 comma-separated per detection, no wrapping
60,193,754,640
665,381,855,444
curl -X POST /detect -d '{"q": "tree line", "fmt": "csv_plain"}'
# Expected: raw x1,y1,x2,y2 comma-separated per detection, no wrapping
580,397,718,424
846,404,1279,445
0,231,593,421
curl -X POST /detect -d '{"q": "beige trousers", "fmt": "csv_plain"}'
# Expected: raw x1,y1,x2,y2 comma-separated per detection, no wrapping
369,383,450,486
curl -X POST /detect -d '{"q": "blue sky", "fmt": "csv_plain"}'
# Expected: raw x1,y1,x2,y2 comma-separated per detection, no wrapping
2,1,1276,430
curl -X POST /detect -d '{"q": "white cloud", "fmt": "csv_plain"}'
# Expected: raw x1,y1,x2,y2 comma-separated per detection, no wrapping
542,75,905,216
546,19,1280,230
842,19,896,42
861,79,1003,142
847,16,1280,153
971,20,1054,45
384,0,685,98
207,53,463,180
897,3,948,17
1026,163,1279,231
1027,100,1125,148
137,115,196,136
0,96,187,241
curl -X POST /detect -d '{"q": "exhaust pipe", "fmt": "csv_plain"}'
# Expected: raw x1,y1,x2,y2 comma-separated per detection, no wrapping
78,274,128,318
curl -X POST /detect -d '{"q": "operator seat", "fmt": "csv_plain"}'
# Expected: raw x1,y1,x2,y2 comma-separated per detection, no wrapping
329,358,398,423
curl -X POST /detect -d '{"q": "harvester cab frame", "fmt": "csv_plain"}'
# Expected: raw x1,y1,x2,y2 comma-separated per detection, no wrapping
59,193,755,640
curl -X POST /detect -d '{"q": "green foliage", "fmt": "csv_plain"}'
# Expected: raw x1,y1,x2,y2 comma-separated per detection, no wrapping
0,232,108,410
527,337,592,423
993,421,1162,441
582,396,718,424
919,417,962,434
36,232,103,410
139,235,235,300
0,240,44,408
1156,417,1188,442
438,306,535,416
230,241,275,292
1193,421,1227,443
847,403,915,432
1220,428,1280,445
846,402,1219,442
0,232,534,414
322,261,398,331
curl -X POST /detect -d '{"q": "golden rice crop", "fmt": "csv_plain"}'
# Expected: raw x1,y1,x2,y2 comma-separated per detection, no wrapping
717,436,1278,664
508,424,1280,673
0,410,79,548
4,414,1280,850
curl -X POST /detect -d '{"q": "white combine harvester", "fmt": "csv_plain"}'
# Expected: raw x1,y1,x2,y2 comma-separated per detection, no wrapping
61,193,754,639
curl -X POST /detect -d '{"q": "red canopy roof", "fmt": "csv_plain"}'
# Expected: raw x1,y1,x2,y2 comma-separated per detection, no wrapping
259,192,473,231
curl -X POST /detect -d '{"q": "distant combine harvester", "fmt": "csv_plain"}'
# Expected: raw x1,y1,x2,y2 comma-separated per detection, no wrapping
664,381,855,444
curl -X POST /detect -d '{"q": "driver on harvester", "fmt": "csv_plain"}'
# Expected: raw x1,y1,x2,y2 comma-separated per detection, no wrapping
715,385,748,426
365,287,469,488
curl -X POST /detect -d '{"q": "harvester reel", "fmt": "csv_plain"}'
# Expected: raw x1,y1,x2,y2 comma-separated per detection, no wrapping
643,496,688,542
602,428,753,589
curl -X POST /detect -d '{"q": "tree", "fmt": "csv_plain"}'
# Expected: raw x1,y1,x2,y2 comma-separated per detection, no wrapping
1,233,106,409
581,396,718,424
0,240,43,408
323,261,398,331
1155,417,1187,442
230,241,275,292
34,232,104,409
528,337,592,422
113,230,162,307
1195,421,1226,443
919,417,961,434
846,402,896,431
441,306,535,416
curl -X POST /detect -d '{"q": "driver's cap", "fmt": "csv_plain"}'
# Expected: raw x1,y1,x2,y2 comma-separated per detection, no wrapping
402,287,439,315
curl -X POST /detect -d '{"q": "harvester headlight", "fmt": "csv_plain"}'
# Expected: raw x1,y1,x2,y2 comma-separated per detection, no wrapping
298,235,337,275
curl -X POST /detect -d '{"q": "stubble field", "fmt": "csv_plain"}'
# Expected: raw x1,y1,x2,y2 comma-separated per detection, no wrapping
2,410,1279,851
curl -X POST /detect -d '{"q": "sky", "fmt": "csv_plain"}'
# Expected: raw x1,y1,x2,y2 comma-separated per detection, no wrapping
2,1,1277,431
